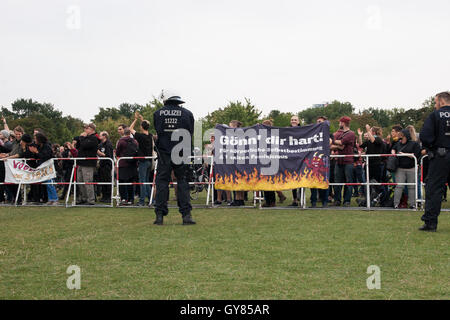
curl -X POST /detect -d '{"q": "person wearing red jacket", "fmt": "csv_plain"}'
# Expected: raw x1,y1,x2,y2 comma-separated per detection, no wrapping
330,116,356,207
116,128,139,205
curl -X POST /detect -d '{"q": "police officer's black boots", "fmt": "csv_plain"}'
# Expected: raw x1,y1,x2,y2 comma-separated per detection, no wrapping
154,214,164,225
418,224,437,232
182,214,196,225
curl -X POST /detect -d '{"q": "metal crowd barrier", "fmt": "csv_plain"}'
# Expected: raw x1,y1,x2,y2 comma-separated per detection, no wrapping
115,155,214,207
114,156,157,207
3,153,449,211
325,153,419,210
255,153,419,210
68,157,115,207
0,157,115,207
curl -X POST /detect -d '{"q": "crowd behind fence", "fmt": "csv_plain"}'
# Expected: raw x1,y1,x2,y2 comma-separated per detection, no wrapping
1,153,449,211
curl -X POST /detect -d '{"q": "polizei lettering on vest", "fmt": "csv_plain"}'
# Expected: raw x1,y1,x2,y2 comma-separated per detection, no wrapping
160,110,182,116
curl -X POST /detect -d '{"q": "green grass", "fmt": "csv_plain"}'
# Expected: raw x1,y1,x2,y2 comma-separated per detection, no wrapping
0,201,449,300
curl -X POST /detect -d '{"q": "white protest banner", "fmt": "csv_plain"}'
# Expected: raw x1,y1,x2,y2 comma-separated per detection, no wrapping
4,159,57,183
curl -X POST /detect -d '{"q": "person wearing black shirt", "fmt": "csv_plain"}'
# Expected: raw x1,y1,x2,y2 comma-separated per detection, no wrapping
391,129,421,209
419,91,450,231
130,112,154,206
1,134,35,204
29,133,59,205
76,123,99,205
358,125,385,183
0,130,12,204
310,116,331,207
97,131,114,203
386,125,403,154
153,91,195,225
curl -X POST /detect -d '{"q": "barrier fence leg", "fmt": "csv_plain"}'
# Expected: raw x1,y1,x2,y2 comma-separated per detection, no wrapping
15,183,22,206
365,156,371,210
300,188,306,209
73,160,78,206
210,158,215,206
65,165,76,207
110,160,115,208
211,174,215,206
414,157,418,210
149,159,158,206
115,161,120,207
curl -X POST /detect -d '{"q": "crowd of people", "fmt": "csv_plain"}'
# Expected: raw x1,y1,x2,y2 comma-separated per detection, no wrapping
210,115,450,209
0,113,155,206
1,111,449,210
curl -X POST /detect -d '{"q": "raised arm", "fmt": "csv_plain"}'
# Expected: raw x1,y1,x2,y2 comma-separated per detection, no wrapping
1,116,9,131
129,112,139,135
357,128,363,146
365,124,375,143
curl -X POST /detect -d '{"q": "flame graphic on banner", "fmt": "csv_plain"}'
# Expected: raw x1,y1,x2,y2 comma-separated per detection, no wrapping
215,167,328,191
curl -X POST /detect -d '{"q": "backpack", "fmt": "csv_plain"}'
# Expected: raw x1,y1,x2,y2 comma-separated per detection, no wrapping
123,138,138,164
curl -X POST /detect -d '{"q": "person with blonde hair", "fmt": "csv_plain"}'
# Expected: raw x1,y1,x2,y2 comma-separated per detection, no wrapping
406,125,418,142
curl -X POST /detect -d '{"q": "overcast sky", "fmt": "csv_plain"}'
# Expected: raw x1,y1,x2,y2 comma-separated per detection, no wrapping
1,0,449,122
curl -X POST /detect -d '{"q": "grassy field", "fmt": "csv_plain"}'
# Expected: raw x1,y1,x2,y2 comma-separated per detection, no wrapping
1,194,449,300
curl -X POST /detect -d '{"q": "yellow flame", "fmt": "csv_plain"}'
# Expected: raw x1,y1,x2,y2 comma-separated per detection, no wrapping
215,167,328,191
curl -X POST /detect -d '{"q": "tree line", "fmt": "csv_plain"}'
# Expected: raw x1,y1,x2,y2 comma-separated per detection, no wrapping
0,95,438,146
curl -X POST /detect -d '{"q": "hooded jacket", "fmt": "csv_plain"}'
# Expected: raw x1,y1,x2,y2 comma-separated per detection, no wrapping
393,129,421,169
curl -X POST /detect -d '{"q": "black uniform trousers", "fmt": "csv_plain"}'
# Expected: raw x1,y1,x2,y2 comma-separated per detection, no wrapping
98,164,112,200
154,152,192,217
264,191,276,205
422,151,450,227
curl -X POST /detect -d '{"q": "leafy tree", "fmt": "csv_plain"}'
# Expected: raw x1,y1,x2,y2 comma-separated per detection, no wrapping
1,99,83,144
202,98,262,131
422,96,436,111
264,110,295,127
365,108,391,128
92,97,164,146
299,100,354,125
93,103,145,123
1,93,445,148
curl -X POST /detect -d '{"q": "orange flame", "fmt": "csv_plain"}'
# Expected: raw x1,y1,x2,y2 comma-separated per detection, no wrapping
215,167,328,191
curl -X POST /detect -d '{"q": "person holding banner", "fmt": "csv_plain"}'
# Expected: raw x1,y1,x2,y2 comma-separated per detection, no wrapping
261,119,278,207
29,133,59,205
310,116,330,208
289,115,301,207
0,121,14,203
0,125,25,203
228,120,247,207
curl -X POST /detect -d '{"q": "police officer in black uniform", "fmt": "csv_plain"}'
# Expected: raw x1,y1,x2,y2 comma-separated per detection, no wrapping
153,91,195,225
419,91,450,232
